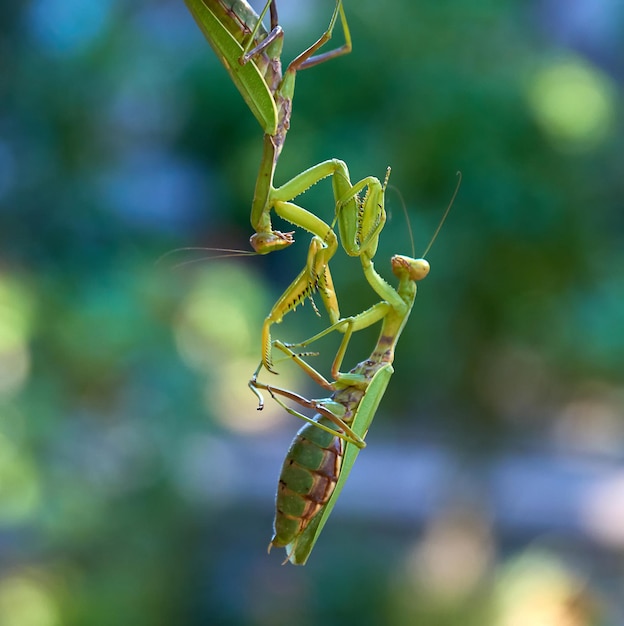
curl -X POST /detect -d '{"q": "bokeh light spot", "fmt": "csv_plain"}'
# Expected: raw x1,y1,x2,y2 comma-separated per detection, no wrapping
175,263,269,373
580,472,624,548
527,56,616,151
174,262,302,433
493,550,588,626
0,575,60,626
403,509,493,602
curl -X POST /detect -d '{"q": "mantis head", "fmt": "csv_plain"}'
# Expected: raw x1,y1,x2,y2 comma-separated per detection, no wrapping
250,230,295,253
391,255,430,282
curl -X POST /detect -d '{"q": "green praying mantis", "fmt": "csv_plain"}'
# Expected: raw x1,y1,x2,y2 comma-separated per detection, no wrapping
184,0,352,253
184,0,395,371
183,0,459,563
249,180,459,564
250,253,429,564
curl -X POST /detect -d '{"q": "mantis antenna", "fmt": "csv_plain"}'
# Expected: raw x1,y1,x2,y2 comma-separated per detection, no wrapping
387,183,416,259
155,246,258,271
421,171,461,259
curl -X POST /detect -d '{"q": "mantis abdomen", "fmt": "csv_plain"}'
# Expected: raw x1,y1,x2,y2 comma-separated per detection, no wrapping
271,415,344,549
270,379,369,550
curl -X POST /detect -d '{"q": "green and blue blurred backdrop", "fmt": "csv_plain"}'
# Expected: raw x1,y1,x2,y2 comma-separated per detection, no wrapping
1,0,623,623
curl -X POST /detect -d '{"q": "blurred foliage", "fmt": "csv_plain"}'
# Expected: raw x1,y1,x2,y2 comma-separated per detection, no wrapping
0,0,623,624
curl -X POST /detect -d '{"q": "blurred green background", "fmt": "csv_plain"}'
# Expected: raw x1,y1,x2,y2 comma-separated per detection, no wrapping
1,0,623,623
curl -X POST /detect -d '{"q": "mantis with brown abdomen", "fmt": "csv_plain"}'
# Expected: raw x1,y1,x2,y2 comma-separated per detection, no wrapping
249,178,458,564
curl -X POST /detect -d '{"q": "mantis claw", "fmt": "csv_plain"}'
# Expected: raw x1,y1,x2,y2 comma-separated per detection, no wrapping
248,376,266,410
264,359,279,375
308,293,321,317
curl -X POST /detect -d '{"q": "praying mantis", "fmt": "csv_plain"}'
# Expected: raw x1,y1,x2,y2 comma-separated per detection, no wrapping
183,0,353,253
183,0,459,564
250,181,458,564
184,0,394,371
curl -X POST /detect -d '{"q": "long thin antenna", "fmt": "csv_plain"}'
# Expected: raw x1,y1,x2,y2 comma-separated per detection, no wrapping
154,246,257,270
387,183,415,258
421,171,461,259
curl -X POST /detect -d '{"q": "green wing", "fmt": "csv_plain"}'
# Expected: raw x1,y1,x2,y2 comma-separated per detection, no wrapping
184,0,278,134
289,364,394,565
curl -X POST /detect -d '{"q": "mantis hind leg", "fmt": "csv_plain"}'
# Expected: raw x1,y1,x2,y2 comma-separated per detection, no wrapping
242,1,352,71
289,0,352,72
248,376,366,448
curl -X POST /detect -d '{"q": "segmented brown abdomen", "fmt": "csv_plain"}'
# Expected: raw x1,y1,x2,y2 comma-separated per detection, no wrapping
269,362,375,552
270,416,344,548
